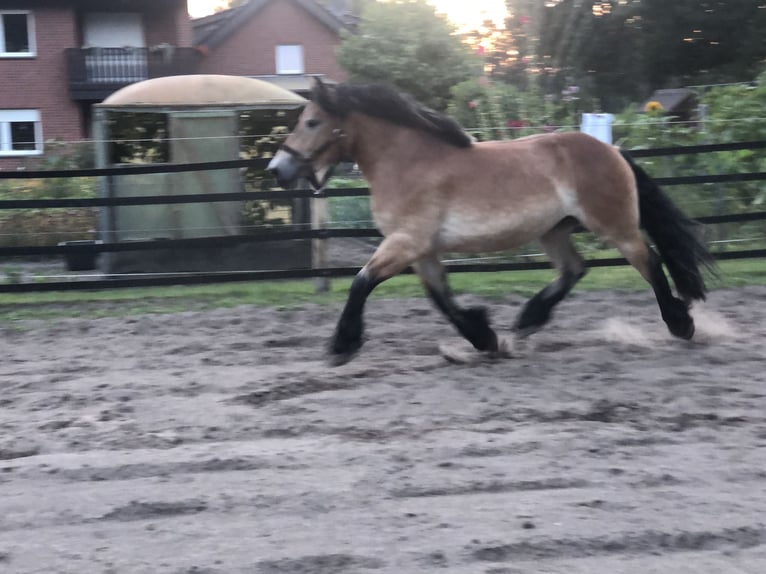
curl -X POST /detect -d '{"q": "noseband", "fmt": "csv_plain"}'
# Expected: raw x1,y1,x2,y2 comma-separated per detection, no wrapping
278,128,346,191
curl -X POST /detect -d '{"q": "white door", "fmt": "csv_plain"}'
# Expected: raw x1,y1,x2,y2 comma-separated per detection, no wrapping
84,13,145,47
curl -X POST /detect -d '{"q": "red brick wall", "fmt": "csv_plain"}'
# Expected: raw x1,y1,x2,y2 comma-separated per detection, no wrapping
196,0,347,81
0,5,82,170
176,0,193,47
146,0,193,47
0,1,193,170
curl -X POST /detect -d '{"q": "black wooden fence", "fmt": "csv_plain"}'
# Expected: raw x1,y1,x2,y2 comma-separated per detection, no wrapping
1,140,765,293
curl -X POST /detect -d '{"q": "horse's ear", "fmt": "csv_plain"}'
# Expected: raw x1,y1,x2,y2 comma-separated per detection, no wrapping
311,76,335,111
312,76,327,99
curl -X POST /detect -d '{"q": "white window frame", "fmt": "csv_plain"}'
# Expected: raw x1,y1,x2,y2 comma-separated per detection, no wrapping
0,110,43,156
0,11,36,58
275,44,304,75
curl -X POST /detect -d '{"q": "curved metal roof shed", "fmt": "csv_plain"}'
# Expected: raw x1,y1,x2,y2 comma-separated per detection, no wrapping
93,75,307,275
100,74,307,109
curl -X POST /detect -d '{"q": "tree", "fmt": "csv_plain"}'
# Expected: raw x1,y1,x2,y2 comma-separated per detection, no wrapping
639,0,766,88
317,0,372,15
336,0,480,111
536,0,644,110
528,0,766,110
460,19,516,80
503,2,537,76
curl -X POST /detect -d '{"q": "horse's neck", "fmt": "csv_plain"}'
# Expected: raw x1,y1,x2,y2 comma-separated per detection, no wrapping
347,115,428,181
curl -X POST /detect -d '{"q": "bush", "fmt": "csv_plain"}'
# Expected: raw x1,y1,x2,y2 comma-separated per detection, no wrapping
0,209,98,249
326,176,372,229
611,74,766,251
0,142,98,249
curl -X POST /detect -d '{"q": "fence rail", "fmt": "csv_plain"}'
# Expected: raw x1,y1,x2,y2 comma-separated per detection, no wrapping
3,140,766,182
1,140,765,293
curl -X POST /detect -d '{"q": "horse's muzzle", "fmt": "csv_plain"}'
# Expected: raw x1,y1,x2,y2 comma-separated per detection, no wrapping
267,151,306,189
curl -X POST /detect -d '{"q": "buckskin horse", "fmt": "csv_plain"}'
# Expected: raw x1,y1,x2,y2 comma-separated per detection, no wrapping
268,79,713,366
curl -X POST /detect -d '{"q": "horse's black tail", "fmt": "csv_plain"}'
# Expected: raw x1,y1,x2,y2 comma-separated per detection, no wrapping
620,150,715,302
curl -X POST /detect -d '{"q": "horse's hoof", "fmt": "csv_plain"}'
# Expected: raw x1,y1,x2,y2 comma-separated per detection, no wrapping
439,340,473,364
512,325,540,340
328,351,356,367
328,335,362,366
439,336,515,364
490,336,515,359
669,320,695,340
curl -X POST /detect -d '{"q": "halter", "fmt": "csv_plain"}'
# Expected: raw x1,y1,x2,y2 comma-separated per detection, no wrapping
278,128,346,191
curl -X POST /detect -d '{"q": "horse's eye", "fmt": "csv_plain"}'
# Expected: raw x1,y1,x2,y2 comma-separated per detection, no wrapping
306,118,321,129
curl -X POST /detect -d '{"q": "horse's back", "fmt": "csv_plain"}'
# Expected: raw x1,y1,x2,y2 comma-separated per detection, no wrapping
456,132,631,205
436,132,638,248
474,131,623,168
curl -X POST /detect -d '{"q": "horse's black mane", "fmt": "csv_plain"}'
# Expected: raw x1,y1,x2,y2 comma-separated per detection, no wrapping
312,81,473,149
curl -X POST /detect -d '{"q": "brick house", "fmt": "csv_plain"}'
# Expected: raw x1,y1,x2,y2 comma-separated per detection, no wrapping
193,0,352,96
0,0,353,171
0,0,194,170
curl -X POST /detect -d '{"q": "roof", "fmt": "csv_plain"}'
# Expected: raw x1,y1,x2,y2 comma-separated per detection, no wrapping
193,0,349,50
249,73,337,93
98,75,306,108
643,88,697,112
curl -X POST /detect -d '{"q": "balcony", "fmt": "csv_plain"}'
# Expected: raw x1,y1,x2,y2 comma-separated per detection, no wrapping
66,46,201,100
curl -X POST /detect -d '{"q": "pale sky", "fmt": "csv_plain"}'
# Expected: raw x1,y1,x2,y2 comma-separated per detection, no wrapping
187,0,507,30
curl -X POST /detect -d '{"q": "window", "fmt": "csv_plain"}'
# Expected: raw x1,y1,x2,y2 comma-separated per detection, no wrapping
0,110,43,156
275,45,304,74
83,12,144,47
0,11,35,57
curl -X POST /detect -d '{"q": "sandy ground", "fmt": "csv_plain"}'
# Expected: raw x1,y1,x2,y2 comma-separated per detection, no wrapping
1,286,765,574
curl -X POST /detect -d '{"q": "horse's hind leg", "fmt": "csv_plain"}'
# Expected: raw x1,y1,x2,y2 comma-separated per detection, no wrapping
513,219,587,338
415,256,499,353
611,233,695,339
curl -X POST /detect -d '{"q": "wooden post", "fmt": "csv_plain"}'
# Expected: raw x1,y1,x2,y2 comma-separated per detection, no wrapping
92,108,114,274
311,193,330,293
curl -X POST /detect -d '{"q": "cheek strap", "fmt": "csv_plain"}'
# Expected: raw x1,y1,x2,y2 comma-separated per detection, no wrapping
277,130,346,191
278,128,346,164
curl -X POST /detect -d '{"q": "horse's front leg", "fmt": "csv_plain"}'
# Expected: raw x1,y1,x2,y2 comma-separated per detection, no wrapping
329,232,423,365
329,266,378,364
414,256,499,353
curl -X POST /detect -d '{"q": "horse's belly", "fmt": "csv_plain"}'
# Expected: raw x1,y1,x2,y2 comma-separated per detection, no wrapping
436,210,559,253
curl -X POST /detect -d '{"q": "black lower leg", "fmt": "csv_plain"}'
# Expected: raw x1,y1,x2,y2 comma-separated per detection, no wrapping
649,254,695,340
514,269,584,336
426,286,498,352
330,270,379,360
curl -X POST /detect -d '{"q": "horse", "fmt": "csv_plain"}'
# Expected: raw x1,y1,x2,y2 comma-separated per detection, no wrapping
268,78,714,366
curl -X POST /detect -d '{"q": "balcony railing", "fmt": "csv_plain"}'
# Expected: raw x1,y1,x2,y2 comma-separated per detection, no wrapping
66,46,201,100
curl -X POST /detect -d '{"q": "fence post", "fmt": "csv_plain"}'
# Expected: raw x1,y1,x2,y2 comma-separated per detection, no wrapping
93,108,114,273
311,193,330,293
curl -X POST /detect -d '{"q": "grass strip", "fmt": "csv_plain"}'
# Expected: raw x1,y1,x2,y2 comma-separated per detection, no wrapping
0,259,763,322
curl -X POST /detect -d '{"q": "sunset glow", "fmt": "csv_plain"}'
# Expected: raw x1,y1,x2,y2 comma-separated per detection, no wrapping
187,0,508,30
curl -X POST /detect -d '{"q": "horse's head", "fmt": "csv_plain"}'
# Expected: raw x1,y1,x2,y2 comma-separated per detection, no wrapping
268,78,347,191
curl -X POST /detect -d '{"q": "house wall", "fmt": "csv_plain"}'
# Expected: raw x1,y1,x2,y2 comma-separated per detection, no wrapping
0,0,191,170
145,0,193,47
0,4,82,169
196,0,347,81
